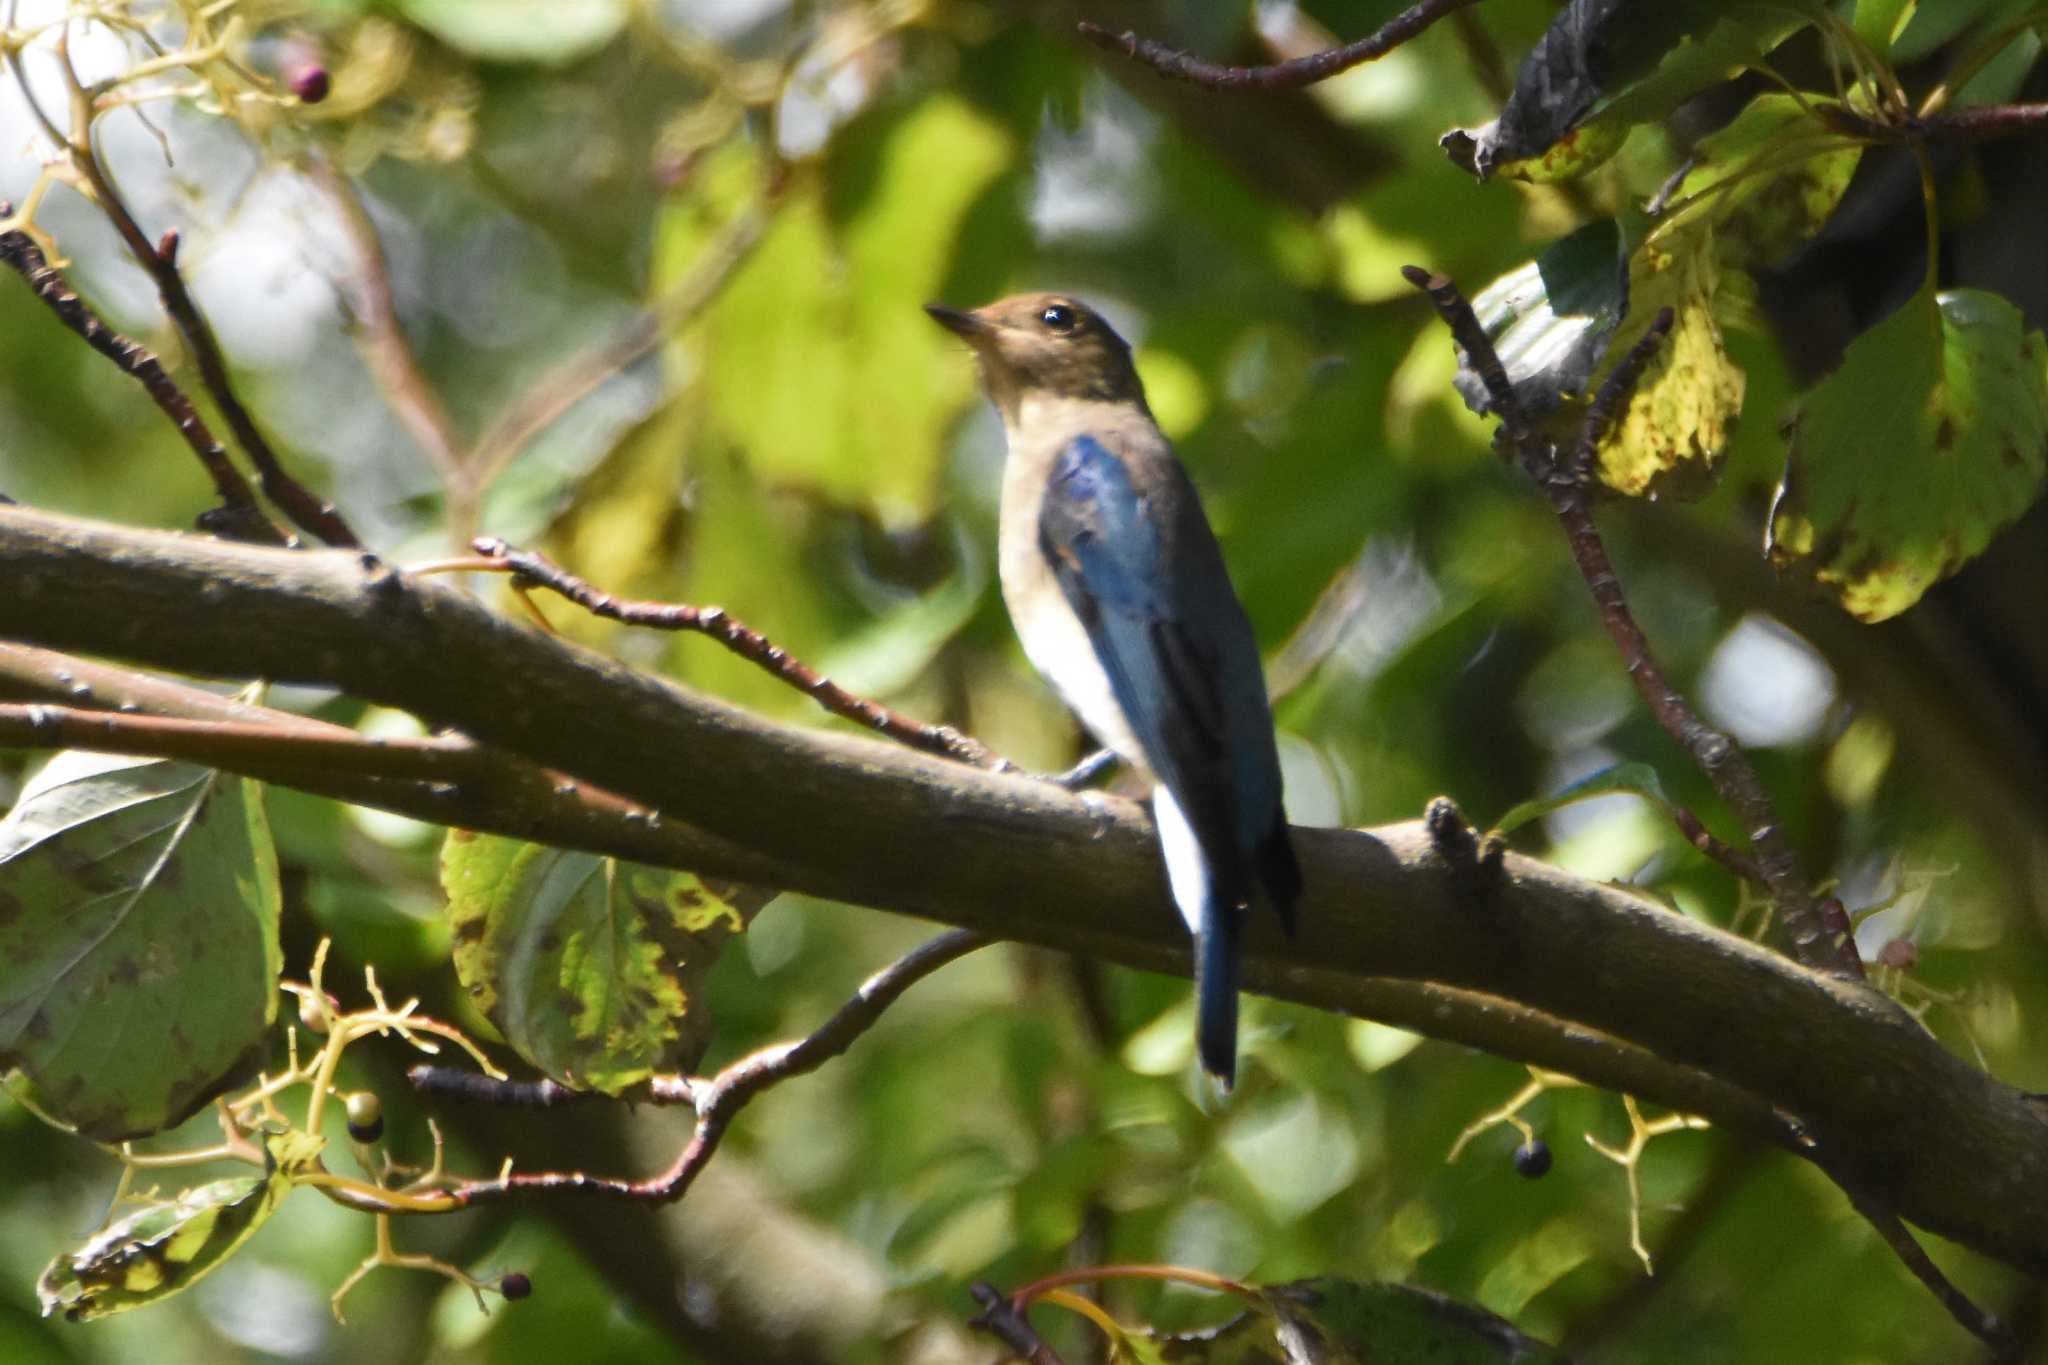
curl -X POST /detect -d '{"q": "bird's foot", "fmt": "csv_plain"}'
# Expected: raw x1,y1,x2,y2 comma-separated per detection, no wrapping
1045,747,1121,791
1425,796,1505,901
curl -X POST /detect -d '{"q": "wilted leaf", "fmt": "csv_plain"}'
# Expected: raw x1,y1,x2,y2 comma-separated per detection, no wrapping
1658,94,1863,270
37,1129,321,1321
1445,2,1809,182
443,833,769,1092
1770,285,2048,621
692,96,1012,525
1451,215,1743,498
0,753,282,1139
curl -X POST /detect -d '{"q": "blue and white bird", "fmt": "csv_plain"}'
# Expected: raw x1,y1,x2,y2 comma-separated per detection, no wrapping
927,293,1301,1088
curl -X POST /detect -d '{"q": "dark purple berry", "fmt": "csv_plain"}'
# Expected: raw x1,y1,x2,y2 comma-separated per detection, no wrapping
501,1272,533,1300
1513,1139,1552,1178
288,63,330,104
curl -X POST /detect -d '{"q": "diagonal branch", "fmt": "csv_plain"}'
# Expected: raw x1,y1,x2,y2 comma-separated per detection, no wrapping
436,930,989,1208
0,503,2044,1283
468,537,1006,768
0,215,286,545
1078,0,1483,92
1400,266,1858,977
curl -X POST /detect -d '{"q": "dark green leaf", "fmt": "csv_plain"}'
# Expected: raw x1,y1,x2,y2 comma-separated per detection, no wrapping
0,753,282,1139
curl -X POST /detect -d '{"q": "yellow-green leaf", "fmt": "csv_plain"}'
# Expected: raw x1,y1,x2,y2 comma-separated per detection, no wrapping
442,832,769,1093
1771,285,2048,621
692,97,1012,525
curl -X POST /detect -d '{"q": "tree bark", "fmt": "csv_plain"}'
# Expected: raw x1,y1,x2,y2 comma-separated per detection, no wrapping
1,504,2043,1273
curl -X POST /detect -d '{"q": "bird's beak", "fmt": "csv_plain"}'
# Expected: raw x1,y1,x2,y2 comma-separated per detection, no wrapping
924,303,989,340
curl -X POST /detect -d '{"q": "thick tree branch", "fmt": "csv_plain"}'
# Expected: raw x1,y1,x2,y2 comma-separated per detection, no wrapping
0,505,2045,1276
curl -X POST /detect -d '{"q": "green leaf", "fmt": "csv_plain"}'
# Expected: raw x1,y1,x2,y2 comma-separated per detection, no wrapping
442,833,768,1092
0,753,282,1139
1770,286,2048,621
1493,761,1672,836
1659,93,1863,269
692,97,1013,526
395,0,627,65
1852,0,1914,49
37,1129,319,1321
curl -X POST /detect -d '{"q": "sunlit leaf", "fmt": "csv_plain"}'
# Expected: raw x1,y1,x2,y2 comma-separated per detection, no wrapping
1445,3,1810,182
0,753,282,1139
1770,285,2048,621
1450,214,1744,498
396,0,627,65
443,832,769,1092
1658,94,1863,270
37,1129,320,1321
693,97,1012,525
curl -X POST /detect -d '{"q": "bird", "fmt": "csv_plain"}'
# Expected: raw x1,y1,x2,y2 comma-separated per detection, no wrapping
926,293,1301,1088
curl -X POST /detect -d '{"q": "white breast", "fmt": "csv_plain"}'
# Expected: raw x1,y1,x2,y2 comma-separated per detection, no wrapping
998,424,1149,771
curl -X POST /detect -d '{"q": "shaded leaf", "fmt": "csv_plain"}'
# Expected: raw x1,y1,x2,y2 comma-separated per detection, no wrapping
1145,1278,1566,1363
1453,219,1629,424
442,833,770,1092
1770,286,2048,621
0,753,282,1140
37,1129,321,1321
1494,761,1671,835
1445,2,1810,182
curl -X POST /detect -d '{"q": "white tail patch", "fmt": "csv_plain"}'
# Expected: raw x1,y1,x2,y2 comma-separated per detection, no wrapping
1152,785,1209,935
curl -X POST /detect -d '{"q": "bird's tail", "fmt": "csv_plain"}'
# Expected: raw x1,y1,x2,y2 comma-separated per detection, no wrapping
1195,899,1241,1090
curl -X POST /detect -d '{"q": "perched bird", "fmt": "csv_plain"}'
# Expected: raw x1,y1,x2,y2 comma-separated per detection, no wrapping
927,293,1301,1087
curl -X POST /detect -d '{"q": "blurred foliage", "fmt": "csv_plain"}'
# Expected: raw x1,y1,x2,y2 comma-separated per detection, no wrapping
3,1,2048,1363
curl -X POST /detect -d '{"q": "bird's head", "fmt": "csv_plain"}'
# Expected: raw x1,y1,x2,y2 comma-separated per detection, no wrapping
925,294,1146,421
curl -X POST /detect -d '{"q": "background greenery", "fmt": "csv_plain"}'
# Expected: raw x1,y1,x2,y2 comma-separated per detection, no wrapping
3,1,2046,1361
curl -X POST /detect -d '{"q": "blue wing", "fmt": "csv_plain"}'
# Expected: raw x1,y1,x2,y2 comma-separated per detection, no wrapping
1037,434,1298,917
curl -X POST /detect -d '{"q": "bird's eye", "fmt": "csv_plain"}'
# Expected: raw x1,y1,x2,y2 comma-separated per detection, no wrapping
1039,303,1077,333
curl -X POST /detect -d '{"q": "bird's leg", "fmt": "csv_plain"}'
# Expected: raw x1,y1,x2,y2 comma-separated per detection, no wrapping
1045,747,1121,791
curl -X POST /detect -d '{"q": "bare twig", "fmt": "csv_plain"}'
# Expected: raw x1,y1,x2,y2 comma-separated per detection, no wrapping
312,162,464,486
1078,0,1481,92
406,1067,691,1107
469,537,1008,768
437,929,988,1208
464,189,779,503
37,41,358,546
0,217,285,544
1848,1193,2015,1358
1401,265,1858,978
969,1281,1069,1365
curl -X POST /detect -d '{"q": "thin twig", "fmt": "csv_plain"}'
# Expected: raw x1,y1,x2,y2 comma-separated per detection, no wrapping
406,1067,691,1107
1400,266,1857,978
42,41,358,546
469,537,1008,768
463,188,780,503
969,1282,1069,1365
311,162,464,486
1847,1192,2015,1358
1078,0,1481,92
0,215,285,544
438,929,988,1208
